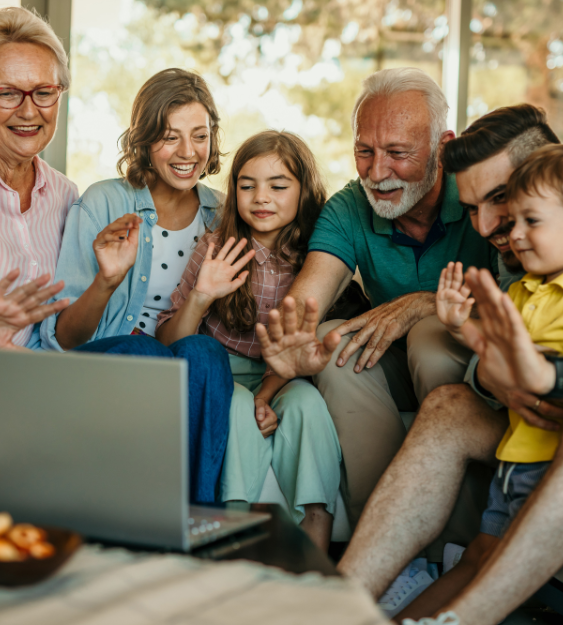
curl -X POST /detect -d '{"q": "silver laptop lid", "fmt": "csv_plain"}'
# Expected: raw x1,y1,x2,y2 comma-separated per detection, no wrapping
0,350,189,551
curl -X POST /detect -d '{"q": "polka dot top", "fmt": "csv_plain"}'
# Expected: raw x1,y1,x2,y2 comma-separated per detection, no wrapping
136,209,206,336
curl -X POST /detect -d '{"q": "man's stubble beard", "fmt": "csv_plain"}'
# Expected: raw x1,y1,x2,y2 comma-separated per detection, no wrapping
486,224,524,273
500,249,523,273
360,145,440,220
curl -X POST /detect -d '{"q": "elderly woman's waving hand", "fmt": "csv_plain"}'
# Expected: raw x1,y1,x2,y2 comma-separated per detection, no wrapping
0,269,68,351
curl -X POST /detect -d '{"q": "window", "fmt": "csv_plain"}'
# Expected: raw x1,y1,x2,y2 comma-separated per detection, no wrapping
468,0,563,137
68,0,446,194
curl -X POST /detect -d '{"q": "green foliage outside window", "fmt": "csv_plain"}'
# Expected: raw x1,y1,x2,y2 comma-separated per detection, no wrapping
68,0,563,196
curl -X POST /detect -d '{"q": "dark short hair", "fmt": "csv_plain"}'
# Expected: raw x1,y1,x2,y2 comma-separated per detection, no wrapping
506,144,563,204
117,68,223,189
442,104,559,175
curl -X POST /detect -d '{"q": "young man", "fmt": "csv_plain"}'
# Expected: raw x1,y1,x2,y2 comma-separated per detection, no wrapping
424,145,563,625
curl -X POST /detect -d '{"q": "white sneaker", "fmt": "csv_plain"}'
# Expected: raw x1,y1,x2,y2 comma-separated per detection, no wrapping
443,543,466,574
379,558,436,618
402,611,460,625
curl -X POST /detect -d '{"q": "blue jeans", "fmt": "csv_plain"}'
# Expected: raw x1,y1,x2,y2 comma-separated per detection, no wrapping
74,334,233,503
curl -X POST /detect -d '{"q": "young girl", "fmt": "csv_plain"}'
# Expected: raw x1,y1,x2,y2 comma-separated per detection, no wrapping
156,131,341,550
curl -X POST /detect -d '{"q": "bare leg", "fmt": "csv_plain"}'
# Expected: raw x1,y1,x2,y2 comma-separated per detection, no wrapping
301,504,333,552
337,384,507,598
396,533,498,621
444,447,563,625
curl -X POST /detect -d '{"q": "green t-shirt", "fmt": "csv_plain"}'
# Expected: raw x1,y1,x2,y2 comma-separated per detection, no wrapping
308,175,497,310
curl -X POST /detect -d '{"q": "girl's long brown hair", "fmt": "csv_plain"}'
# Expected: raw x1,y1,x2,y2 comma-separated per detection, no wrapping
210,130,326,333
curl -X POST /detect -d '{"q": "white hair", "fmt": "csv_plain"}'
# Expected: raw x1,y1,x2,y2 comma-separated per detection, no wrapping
351,67,448,145
0,6,70,90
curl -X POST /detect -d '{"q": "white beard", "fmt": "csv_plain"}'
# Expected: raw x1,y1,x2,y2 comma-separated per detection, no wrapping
361,148,440,220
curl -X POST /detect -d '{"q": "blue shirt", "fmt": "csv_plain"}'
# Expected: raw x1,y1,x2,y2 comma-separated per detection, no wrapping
391,209,446,266
41,179,221,351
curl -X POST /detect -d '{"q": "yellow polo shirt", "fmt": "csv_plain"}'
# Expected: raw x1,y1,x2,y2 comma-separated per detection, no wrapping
496,273,563,463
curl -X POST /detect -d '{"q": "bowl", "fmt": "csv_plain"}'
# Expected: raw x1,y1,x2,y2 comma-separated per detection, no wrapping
0,527,82,588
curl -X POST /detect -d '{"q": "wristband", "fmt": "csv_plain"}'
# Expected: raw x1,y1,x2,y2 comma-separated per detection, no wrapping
541,354,563,399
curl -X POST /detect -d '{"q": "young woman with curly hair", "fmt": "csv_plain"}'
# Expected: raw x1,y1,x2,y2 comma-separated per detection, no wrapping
42,68,232,503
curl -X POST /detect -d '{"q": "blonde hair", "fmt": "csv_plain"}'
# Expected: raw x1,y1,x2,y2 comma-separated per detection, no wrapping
0,6,70,90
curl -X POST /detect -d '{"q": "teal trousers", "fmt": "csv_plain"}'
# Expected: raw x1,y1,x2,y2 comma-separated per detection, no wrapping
220,354,342,524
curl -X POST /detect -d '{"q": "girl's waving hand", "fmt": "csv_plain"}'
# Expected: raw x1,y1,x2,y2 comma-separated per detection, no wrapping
156,235,256,346
194,237,256,303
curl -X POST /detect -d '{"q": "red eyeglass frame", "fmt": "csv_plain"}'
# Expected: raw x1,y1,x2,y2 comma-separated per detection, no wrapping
0,85,63,109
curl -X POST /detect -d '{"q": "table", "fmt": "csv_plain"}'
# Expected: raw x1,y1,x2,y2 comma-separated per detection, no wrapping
0,504,385,625
191,503,339,577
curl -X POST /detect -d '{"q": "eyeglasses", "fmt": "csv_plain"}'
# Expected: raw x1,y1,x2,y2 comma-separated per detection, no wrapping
0,86,63,110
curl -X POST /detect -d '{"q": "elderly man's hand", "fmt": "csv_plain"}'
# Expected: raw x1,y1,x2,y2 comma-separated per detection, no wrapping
462,267,561,431
256,296,342,379
0,269,69,350
333,291,435,372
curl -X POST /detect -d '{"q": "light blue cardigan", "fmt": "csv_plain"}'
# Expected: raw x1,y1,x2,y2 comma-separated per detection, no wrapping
41,178,221,351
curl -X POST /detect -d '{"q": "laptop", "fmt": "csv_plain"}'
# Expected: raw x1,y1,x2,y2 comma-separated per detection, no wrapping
0,349,270,551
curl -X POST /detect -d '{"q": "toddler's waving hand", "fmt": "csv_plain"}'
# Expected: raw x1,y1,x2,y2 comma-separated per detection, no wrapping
437,261,475,345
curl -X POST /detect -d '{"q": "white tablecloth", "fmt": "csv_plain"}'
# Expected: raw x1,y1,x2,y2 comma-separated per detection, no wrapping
0,546,387,625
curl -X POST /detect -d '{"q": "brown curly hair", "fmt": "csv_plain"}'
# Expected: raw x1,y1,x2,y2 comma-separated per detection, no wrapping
117,68,223,189
210,130,326,333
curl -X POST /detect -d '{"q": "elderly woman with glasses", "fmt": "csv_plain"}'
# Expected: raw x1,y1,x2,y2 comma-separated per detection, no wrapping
0,6,78,350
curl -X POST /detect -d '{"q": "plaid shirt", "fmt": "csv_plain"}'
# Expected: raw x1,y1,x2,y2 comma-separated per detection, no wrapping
157,232,296,373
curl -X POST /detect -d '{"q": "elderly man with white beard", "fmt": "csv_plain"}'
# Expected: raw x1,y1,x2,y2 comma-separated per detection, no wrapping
257,67,497,531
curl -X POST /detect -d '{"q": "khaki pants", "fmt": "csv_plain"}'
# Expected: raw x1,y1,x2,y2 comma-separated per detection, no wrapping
315,315,489,558
407,314,476,403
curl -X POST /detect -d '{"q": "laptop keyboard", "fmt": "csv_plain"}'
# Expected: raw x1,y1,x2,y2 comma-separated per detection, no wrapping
188,516,222,542
187,506,271,549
